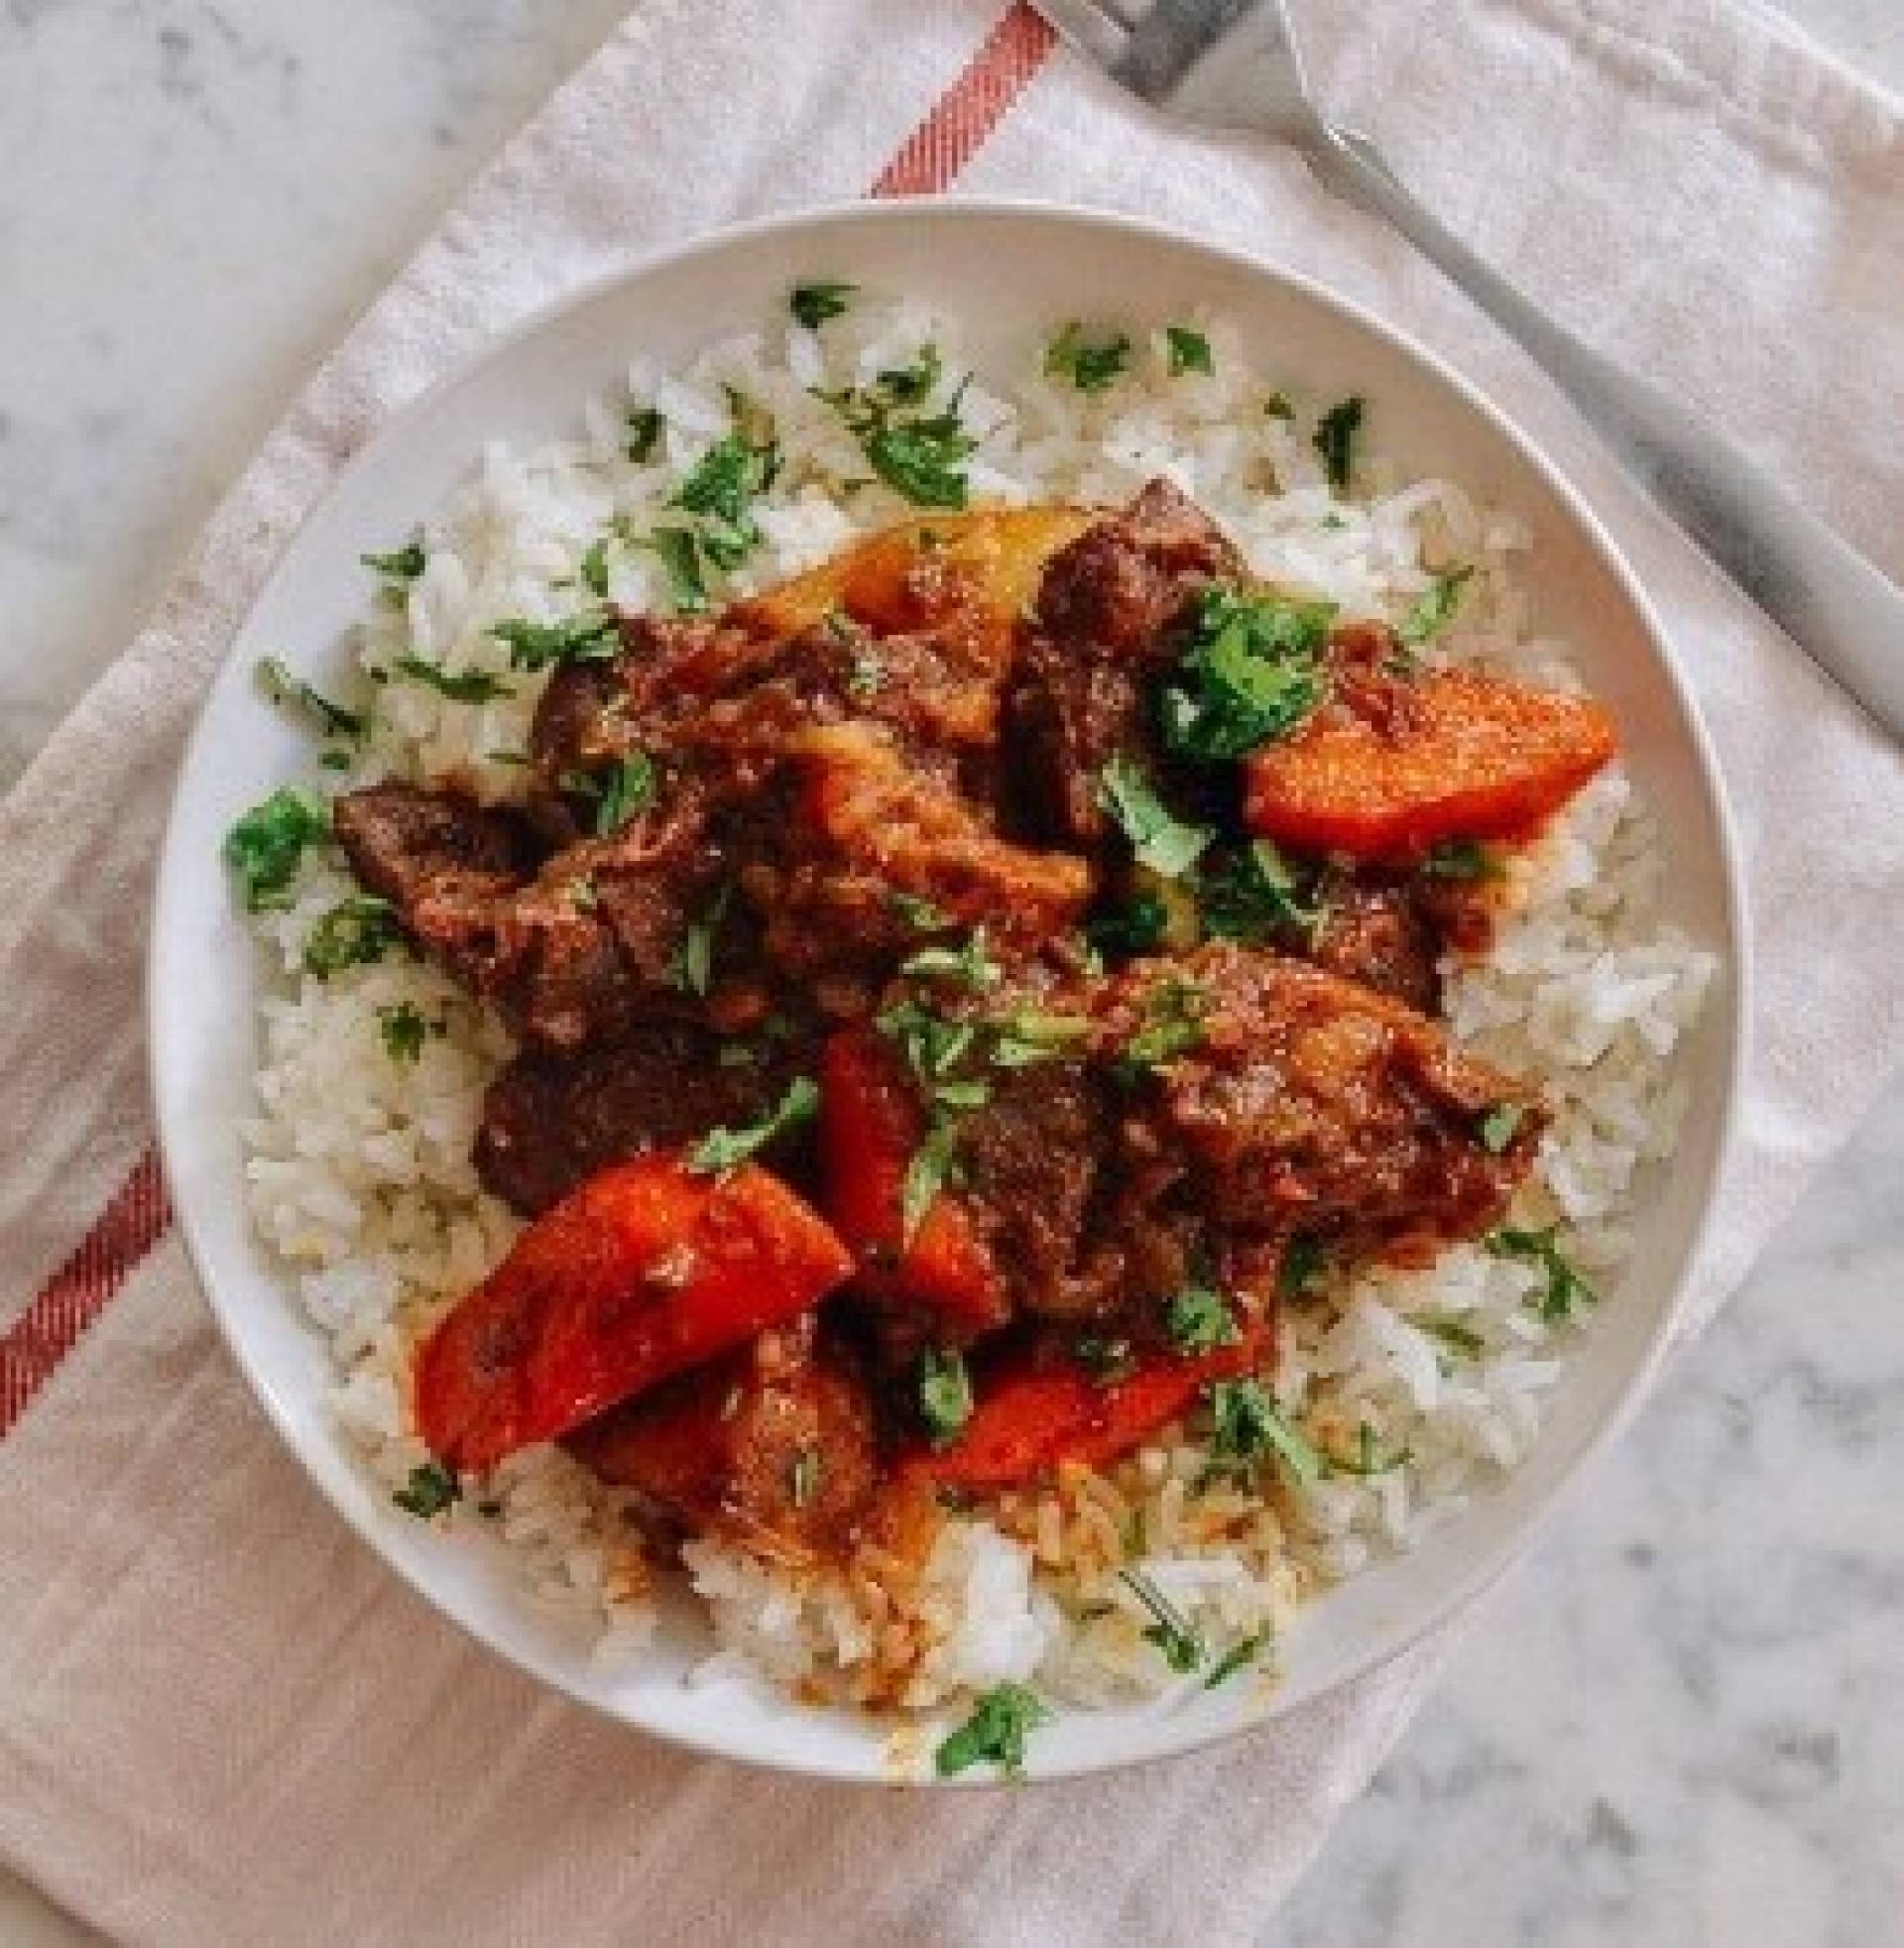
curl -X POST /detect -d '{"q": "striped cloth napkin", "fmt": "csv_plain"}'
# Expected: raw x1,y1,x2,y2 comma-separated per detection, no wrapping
3,2,1900,1940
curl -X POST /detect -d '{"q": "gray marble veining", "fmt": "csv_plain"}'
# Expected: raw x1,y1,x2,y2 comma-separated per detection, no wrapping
1,2,1900,1942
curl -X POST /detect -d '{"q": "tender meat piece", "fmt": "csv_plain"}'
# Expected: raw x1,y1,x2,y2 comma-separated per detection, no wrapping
332,783,539,989
1244,623,1618,859
565,1320,878,1565
1008,479,1243,845
1104,943,1543,1262
746,723,1091,1012
475,1021,802,1214
1307,871,1442,1012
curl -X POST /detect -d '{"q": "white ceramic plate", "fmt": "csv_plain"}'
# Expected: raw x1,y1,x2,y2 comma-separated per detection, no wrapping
149,200,1746,1783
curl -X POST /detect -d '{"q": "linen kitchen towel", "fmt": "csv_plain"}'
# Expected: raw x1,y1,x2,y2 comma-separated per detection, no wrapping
2,2,1900,1941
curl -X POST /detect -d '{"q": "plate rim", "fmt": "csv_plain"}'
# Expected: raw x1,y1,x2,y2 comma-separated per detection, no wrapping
147,193,1751,1785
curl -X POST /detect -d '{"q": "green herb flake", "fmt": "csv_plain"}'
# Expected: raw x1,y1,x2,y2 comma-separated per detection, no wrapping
1423,839,1499,883
1207,1379,1325,1486
489,611,620,671
900,928,1001,992
1264,391,1296,422
1199,838,1328,946
790,280,856,329
1120,977,1211,1073
362,540,426,583
1278,1235,1328,1298
392,655,515,705
594,752,656,835
1164,324,1215,378
675,882,734,997
847,648,885,699
301,896,402,980
1163,1284,1242,1355
672,428,777,534
223,788,328,912
377,1001,429,1064
392,1460,460,1519
1487,1225,1599,1325
890,892,951,931
1096,756,1213,879
1415,1314,1487,1360
1203,1627,1271,1689
626,406,665,463
579,538,612,599
900,1118,962,1245
686,1074,821,1178
1477,1102,1525,1155
817,344,978,510
1313,395,1366,491
257,656,364,741
1085,894,1170,959
917,1346,974,1449
1328,1421,1413,1479
987,1010,1092,1069
1396,564,1476,646
1044,321,1131,394
1119,1567,1205,1675
1160,584,1334,763
787,1446,823,1510
934,1683,1049,1780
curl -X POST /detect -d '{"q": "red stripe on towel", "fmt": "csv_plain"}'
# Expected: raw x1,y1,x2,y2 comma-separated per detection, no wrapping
1,1148,172,1436
869,2,1057,196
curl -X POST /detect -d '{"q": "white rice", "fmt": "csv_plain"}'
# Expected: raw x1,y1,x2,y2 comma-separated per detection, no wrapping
239,297,1715,1718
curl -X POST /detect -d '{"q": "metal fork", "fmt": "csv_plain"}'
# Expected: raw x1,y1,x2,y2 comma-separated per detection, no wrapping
1036,0,1904,741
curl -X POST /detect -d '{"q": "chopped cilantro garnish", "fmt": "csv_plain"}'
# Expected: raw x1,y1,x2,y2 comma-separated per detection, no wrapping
675,882,736,997
1396,565,1475,645
890,892,950,931
1327,1422,1413,1478
1096,756,1212,878
900,928,1000,992
1203,1627,1271,1689
1199,839,1328,946
787,1446,823,1510
1313,395,1366,490
1487,1225,1599,1324
1163,1284,1241,1355
686,1075,820,1177
1085,894,1170,959
1207,1379,1325,1486
672,428,778,534
818,344,977,509
594,752,656,835
1278,1235,1328,1298
392,1460,460,1519
362,540,426,583
1160,584,1333,762
579,537,612,599
934,1683,1049,1779
625,405,665,463
900,1117,962,1245
1164,324,1214,377
1120,977,1211,1073
1119,1567,1204,1674
1477,1102,1526,1154
917,1346,973,1448
640,528,710,612
489,611,620,670
1423,839,1498,882
301,896,401,980
1416,1314,1487,1360
987,1010,1091,1068
1044,321,1131,393
789,280,856,328
847,648,884,698
377,1002,429,1063
257,656,364,741
223,788,328,912
392,655,515,704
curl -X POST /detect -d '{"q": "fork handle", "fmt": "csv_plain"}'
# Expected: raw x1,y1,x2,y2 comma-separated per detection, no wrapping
1313,128,1904,742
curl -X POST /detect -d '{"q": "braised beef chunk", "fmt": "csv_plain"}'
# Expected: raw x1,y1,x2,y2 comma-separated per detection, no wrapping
565,1319,877,1564
1008,479,1242,845
332,781,536,910
1106,943,1543,1263
475,1021,800,1214
1306,871,1443,1012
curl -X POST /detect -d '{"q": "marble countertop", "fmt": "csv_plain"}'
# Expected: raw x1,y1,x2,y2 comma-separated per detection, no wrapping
2,2,1899,1942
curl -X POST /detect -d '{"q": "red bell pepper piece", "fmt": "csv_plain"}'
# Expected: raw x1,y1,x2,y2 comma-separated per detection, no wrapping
1244,668,1616,859
902,1321,1269,1492
816,1028,1012,1337
416,1153,853,1471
